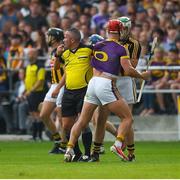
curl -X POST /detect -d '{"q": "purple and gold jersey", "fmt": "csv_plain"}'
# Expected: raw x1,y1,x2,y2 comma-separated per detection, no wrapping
91,40,129,76
150,60,166,81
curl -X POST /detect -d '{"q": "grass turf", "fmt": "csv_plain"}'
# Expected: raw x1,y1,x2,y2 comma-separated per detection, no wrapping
0,141,180,179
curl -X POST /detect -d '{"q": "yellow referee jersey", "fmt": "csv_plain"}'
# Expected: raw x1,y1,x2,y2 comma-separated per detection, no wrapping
50,49,64,84
62,43,93,90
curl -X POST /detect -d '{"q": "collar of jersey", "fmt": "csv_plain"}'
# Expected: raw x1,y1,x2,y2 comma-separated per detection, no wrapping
69,43,83,53
107,39,121,45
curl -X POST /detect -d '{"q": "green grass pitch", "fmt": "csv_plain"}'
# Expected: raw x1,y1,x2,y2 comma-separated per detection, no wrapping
0,141,180,179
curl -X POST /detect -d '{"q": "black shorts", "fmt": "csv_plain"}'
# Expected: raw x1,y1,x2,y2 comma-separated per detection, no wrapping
27,91,45,112
62,86,87,117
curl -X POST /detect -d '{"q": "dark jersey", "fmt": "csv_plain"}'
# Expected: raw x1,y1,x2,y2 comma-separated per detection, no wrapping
50,49,64,84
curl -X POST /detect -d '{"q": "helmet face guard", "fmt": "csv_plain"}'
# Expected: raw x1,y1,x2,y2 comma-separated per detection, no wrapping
46,28,64,46
46,34,56,46
118,16,131,41
120,27,131,41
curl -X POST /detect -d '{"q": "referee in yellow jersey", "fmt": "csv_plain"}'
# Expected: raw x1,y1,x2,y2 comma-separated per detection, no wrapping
56,28,93,161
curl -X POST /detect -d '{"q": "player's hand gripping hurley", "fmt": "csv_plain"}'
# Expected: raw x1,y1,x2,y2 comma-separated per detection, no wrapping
137,37,158,103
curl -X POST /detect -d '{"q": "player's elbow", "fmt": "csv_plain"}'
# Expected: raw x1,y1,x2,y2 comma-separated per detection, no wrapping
124,66,134,76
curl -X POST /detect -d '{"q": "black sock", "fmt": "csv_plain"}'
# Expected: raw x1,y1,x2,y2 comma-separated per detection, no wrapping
60,142,67,149
127,144,135,155
37,122,44,139
82,127,92,156
74,141,82,157
92,142,102,155
32,122,38,140
52,132,61,145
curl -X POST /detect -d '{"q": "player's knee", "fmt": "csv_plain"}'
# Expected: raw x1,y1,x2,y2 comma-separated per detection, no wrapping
39,111,50,122
124,117,133,126
62,121,73,132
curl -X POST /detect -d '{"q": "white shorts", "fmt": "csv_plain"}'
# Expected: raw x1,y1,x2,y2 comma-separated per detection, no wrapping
44,84,58,103
84,77,121,105
116,76,137,104
56,86,64,107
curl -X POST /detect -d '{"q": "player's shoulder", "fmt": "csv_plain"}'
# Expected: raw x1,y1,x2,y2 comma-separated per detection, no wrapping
81,43,92,49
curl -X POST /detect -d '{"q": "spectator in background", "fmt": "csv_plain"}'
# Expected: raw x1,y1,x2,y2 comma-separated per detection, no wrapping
147,6,158,19
149,16,160,32
0,0,19,32
140,48,166,116
151,28,165,49
58,0,78,18
108,1,120,17
131,24,142,40
30,30,48,57
159,12,172,29
0,51,8,92
11,68,28,134
60,16,72,31
135,6,147,25
155,48,179,114
49,0,59,12
24,1,47,31
163,26,178,52
80,24,90,44
47,11,61,28
175,36,180,58
10,25,19,37
91,0,109,33
19,0,30,18
65,9,79,23
141,21,151,40
170,71,180,113
7,34,24,70
90,4,98,17
79,14,90,27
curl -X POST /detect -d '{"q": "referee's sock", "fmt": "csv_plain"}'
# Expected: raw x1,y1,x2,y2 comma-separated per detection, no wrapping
32,121,38,140
82,126,92,157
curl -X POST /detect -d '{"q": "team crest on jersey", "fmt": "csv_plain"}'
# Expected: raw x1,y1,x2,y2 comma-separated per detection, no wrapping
94,51,108,62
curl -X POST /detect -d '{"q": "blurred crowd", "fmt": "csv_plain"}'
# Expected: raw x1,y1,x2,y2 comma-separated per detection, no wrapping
0,0,179,134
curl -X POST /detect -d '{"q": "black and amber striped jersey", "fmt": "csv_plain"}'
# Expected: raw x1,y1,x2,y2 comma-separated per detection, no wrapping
120,37,141,68
50,48,64,84
120,37,141,76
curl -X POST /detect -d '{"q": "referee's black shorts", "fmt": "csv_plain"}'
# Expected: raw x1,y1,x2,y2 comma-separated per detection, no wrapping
62,86,87,117
27,91,45,112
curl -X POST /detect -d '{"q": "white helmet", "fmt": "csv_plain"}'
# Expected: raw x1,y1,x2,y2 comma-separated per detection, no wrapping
118,16,131,41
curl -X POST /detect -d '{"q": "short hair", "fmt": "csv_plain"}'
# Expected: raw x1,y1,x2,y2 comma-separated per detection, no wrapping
67,28,81,42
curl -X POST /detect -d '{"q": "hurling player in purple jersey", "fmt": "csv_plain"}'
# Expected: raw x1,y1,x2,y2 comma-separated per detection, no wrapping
89,34,118,154
64,19,149,162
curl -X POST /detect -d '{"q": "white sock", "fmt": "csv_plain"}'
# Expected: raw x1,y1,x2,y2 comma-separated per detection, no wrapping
114,140,122,148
